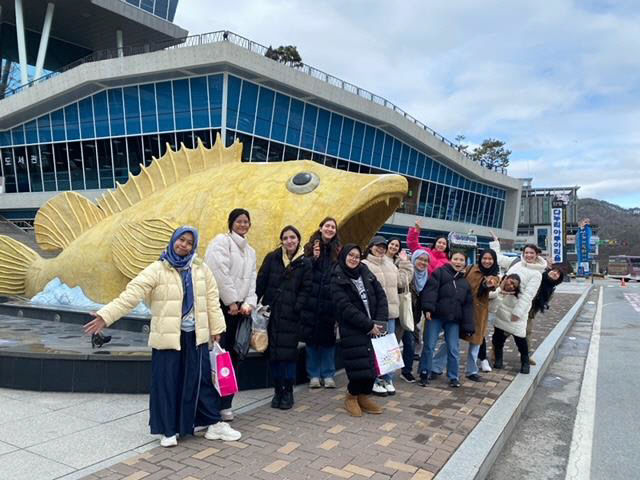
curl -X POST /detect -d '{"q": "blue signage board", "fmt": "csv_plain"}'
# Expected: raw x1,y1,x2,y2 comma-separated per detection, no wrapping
576,224,592,276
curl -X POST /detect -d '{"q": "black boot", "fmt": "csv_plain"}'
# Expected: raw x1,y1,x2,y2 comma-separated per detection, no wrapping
520,354,530,374
279,380,294,410
494,347,504,369
270,380,282,409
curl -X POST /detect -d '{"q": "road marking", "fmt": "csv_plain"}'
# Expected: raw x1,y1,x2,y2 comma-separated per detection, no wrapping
623,293,640,313
565,286,603,480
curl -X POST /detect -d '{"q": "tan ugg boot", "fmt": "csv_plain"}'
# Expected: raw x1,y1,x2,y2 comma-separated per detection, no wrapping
344,394,362,417
357,394,383,414
529,356,537,366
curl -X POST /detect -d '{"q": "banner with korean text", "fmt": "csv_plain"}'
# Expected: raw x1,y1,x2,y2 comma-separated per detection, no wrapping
551,207,564,264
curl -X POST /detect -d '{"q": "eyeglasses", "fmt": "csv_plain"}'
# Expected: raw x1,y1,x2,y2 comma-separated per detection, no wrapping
347,253,361,260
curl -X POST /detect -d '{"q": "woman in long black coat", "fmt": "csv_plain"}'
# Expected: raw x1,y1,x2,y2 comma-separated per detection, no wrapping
301,217,342,388
331,244,389,417
257,225,312,410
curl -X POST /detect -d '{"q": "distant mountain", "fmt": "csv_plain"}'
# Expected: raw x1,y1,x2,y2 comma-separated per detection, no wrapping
577,198,640,265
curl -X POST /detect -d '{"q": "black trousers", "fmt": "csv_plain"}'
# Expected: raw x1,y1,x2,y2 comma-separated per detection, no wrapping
150,331,221,437
478,338,487,361
492,327,528,359
347,377,375,396
219,304,247,410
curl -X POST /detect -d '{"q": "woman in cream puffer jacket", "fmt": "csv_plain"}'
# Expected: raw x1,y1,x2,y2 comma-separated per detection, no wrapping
84,227,238,448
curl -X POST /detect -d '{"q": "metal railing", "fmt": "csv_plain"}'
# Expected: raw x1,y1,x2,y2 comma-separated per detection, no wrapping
2,30,507,174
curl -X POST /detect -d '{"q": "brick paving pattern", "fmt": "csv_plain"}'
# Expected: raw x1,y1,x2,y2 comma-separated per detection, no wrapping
84,293,580,480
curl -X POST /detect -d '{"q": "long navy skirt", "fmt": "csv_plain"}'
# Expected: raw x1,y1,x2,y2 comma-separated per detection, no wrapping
149,330,221,437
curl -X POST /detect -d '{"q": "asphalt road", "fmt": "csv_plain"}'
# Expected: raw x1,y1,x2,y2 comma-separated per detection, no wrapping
488,279,640,480
591,280,640,479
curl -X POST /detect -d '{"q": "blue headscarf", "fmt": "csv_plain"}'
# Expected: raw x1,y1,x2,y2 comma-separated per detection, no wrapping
160,226,199,318
411,250,430,293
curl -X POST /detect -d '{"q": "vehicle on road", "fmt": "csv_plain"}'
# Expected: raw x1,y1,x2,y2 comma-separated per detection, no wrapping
607,255,640,281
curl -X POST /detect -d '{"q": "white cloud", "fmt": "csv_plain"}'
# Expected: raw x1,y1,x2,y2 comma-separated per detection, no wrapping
175,0,640,207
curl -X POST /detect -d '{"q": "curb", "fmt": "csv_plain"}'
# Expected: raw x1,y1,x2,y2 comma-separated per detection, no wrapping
435,285,593,480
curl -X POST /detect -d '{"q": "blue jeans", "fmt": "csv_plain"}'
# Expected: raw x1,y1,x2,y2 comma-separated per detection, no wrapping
419,318,460,381
305,345,336,380
377,318,396,383
401,329,415,375
432,341,481,376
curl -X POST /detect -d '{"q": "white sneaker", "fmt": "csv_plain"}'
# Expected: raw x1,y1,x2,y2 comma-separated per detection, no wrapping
160,435,177,447
220,409,234,421
372,382,388,397
309,377,321,389
480,359,492,372
323,377,336,388
384,380,396,395
205,422,242,441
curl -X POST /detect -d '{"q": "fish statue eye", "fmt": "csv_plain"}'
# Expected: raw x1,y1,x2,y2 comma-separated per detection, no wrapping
287,172,320,194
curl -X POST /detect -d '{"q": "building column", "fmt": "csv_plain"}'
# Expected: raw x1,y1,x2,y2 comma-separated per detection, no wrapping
116,29,123,57
34,2,55,80
14,0,29,86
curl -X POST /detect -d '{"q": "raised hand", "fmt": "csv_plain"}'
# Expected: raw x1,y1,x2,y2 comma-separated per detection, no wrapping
414,219,422,229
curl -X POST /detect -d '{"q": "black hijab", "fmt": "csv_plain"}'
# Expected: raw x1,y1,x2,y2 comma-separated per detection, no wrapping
338,244,363,280
478,249,499,276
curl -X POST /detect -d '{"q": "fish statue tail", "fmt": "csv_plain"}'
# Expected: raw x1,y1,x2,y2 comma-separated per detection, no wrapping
0,235,40,296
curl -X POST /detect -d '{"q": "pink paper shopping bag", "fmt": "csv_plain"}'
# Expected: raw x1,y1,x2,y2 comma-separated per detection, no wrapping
210,343,239,397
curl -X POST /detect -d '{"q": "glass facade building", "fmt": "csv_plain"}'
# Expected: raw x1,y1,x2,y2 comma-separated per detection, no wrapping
123,0,180,22
0,73,506,228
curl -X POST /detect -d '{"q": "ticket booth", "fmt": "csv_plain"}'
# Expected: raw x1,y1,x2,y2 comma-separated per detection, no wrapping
448,232,478,264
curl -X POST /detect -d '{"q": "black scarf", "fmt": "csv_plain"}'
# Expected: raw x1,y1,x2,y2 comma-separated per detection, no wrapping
338,244,363,280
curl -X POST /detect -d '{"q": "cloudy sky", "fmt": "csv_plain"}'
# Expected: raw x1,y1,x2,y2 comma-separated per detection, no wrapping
176,0,640,207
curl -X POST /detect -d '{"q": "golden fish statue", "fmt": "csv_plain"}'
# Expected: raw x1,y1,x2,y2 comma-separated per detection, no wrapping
0,134,407,304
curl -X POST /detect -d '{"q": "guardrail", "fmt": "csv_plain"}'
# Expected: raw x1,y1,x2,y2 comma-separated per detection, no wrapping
1,30,507,174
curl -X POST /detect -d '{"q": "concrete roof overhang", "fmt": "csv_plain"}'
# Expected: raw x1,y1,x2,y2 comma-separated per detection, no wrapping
0,0,187,58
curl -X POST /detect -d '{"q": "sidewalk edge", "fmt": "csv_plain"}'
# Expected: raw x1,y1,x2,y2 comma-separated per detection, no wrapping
435,286,593,480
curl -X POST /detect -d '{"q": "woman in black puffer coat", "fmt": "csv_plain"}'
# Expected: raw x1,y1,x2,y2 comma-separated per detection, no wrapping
257,226,312,410
417,251,474,388
331,244,389,417
301,217,342,388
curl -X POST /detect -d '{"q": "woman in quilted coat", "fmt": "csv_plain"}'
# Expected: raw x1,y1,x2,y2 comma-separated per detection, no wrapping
84,226,241,448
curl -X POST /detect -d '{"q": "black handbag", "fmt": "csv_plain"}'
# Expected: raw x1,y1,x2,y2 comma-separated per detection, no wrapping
234,314,252,361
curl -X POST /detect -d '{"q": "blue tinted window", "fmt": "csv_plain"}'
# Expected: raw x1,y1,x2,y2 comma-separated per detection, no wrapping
208,74,223,128
139,84,157,133
156,82,174,132
51,109,66,141
226,76,242,130
350,122,364,162
190,77,209,129
123,86,141,135
64,105,80,140
338,118,353,159
172,79,191,130
154,0,168,18
407,148,417,177
255,88,274,138
0,130,11,146
326,113,342,156
93,92,110,137
37,116,52,143
392,139,402,171
399,143,409,173
271,94,289,142
361,125,375,165
424,155,433,180
445,169,453,185
380,134,392,170
301,104,317,150
286,98,304,146
140,0,153,13
372,129,384,167
237,81,258,133
108,89,125,136
25,120,38,144
79,98,94,139
437,164,446,183
314,109,330,153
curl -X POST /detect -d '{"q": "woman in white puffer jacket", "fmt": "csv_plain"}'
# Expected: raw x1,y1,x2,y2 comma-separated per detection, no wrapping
489,235,547,374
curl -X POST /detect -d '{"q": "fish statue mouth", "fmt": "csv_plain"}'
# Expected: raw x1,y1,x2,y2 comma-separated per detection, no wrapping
338,174,407,248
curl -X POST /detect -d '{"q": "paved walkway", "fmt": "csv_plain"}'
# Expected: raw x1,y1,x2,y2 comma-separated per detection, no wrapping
0,288,583,480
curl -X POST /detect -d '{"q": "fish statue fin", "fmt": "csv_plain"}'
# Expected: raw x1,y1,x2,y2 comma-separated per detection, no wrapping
96,133,242,215
112,218,180,279
0,235,40,295
34,192,108,251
